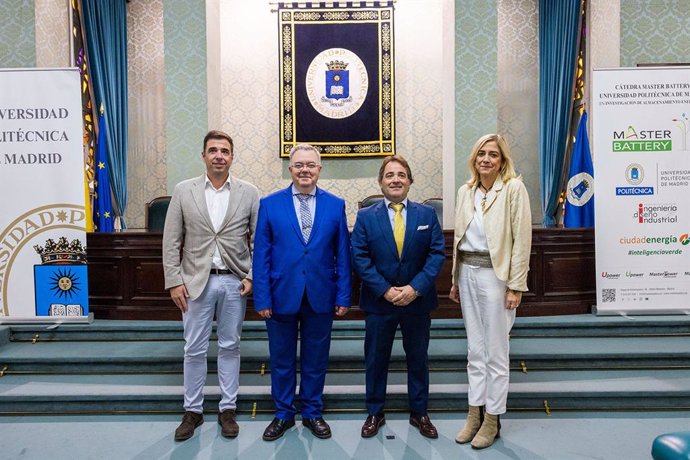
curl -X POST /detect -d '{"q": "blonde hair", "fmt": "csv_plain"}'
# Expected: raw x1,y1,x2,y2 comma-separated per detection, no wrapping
466,133,518,186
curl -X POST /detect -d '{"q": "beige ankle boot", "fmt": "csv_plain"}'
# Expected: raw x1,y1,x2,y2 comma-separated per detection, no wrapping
471,413,501,449
455,405,483,444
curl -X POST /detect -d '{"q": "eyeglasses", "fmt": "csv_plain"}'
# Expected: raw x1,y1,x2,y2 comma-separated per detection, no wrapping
290,162,320,170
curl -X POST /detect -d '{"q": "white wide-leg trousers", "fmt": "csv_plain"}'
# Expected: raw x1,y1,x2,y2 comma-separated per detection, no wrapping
458,263,515,415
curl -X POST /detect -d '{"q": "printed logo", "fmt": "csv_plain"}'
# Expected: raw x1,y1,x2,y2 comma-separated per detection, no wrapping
33,236,88,317
625,163,644,185
616,187,654,196
633,203,678,224
0,204,86,316
619,234,685,245
566,172,594,207
649,271,678,279
306,48,368,119
625,271,644,278
612,126,672,152
601,272,621,279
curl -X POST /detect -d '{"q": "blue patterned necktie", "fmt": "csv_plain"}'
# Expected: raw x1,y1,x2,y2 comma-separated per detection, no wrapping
296,193,312,242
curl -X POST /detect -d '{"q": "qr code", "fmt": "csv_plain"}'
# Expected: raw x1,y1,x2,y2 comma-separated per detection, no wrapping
602,289,616,303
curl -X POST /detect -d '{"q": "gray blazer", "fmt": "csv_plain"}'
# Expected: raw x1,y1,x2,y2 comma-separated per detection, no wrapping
162,174,259,299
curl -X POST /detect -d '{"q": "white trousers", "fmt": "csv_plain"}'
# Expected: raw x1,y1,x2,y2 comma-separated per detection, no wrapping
182,274,245,413
458,264,515,415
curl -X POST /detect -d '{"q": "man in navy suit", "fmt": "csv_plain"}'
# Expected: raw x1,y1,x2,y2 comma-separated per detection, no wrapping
253,144,351,441
351,155,445,439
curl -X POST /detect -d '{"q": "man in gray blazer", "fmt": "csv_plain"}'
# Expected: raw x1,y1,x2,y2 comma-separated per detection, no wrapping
163,130,259,441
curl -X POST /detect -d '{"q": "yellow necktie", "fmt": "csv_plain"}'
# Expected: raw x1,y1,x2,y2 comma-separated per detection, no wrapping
390,203,405,257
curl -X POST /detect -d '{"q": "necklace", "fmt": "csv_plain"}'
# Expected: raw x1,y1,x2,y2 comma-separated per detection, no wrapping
479,183,490,211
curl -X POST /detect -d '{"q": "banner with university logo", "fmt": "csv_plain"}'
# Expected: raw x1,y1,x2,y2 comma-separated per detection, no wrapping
592,66,690,315
0,68,89,322
278,1,395,157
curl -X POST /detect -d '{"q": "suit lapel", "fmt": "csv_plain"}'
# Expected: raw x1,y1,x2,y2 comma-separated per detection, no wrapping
191,175,214,229
375,201,399,259
282,185,304,244
309,188,325,244
482,177,504,213
218,176,244,230
402,201,419,260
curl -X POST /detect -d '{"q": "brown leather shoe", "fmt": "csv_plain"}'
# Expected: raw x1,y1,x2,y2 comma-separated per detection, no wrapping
409,413,438,439
174,411,203,441
361,414,386,438
218,410,239,438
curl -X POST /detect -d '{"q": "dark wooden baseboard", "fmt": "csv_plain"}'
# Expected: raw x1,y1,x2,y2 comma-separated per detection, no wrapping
87,227,595,321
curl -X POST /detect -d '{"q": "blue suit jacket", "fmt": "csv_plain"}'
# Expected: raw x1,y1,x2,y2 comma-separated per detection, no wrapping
253,185,352,314
351,200,445,315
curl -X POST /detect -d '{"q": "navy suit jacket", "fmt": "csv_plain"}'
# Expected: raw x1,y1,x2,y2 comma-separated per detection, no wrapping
253,185,352,314
351,200,445,315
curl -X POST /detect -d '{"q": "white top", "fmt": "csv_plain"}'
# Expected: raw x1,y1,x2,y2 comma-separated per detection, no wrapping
459,188,490,253
205,175,231,269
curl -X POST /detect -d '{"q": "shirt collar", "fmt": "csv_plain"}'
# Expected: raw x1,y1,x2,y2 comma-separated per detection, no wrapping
205,174,231,191
384,197,408,209
292,184,316,197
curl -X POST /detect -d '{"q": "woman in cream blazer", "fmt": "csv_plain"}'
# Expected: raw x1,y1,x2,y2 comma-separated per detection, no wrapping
449,134,531,449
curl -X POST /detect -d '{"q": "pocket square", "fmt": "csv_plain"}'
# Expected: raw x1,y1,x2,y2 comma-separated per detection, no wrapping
417,225,429,230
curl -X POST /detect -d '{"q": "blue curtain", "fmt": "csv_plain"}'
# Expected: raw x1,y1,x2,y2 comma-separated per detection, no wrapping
539,0,581,226
81,0,128,228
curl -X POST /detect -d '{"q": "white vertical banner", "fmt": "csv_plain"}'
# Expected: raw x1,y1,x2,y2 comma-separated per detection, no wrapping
0,68,89,321
593,66,690,315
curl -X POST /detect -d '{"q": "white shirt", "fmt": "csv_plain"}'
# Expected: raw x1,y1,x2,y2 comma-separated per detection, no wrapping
383,197,408,231
459,188,490,252
291,184,317,231
205,175,231,269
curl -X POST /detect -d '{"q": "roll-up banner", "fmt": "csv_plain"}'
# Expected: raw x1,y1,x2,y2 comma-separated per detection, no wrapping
592,66,690,315
0,68,90,323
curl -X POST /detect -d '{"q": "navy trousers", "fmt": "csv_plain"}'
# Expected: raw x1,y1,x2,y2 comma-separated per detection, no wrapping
364,310,431,416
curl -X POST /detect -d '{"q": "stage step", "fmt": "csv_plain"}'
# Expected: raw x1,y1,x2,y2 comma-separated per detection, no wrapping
1,335,689,374
5,315,690,343
1,315,690,415
1,369,688,414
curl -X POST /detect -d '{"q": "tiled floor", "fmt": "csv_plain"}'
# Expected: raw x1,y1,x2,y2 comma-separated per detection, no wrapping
1,411,688,459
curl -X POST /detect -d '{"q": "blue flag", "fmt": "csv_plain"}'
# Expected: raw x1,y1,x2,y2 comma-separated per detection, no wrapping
564,110,594,228
94,114,114,232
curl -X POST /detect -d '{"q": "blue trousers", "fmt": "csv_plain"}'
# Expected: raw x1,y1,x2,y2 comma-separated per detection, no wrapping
266,292,334,420
364,310,431,416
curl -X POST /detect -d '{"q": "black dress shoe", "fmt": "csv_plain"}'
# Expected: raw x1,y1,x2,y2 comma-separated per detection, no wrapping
302,417,332,439
262,417,295,441
361,414,386,438
410,413,438,439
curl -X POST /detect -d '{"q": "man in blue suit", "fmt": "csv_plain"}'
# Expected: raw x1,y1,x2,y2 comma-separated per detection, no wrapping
351,155,445,439
253,143,351,441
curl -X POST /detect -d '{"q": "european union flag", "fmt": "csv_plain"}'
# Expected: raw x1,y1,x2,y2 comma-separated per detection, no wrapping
564,110,594,228
94,114,114,232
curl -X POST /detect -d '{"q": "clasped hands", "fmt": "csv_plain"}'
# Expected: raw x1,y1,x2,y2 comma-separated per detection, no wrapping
385,285,417,307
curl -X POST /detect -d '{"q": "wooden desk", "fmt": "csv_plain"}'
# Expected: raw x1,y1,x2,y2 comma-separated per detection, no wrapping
87,228,595,320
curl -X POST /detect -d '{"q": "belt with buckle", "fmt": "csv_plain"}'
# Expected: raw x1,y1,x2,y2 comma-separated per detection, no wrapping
210,268,233,275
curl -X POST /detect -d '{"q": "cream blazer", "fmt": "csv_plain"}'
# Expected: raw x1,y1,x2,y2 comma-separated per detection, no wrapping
451,177,532,292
